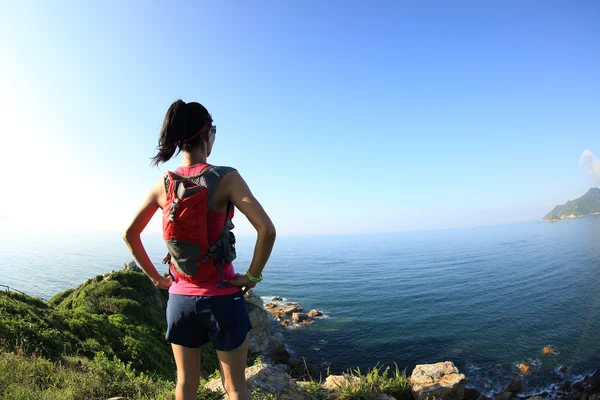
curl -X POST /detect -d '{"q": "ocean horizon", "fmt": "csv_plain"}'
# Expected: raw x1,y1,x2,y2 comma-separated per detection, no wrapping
1,216,599,396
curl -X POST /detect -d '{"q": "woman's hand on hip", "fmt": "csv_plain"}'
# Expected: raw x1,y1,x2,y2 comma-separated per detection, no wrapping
152,273,173,289
225,273,257,294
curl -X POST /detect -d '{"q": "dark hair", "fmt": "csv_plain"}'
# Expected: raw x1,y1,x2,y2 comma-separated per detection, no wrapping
152,100,213,166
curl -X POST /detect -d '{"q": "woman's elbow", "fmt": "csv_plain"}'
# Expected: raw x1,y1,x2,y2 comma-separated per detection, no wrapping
123,229,138,244
259,223,276,240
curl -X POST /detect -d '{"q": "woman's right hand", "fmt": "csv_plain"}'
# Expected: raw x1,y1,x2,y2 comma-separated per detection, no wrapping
225,273,257,294
153,273,173,289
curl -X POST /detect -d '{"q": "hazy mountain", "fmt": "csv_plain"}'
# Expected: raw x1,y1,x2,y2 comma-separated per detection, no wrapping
544,187,600,222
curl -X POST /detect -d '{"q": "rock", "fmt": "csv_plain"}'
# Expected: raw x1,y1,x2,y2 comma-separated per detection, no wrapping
308,309,322,318
374,395,397,400
588,370,600,388
245,290,271,353
559,365,568,373
205,363,312,400
494,393,512,400
245,289,265,308
569,392,583,400
266,332,289,363
573,381,584,392
527,397,544,400
505,380,522,394
267,332,285,354
265,302,303,317
463,387,481,400
589,394,599,400
123,260,141,272
543,346,554,355
292,312,309,323
410,361,466,400
559,381,572,392
322,374,360,392
518,364,533,374
108,398,130,400
281,320,291,328
272,296,283,301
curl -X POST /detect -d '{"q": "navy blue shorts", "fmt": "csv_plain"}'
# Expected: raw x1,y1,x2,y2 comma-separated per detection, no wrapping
165,291,252,351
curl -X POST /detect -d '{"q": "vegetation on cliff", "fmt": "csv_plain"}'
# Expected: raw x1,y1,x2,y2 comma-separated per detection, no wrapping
544,187,600,222
0,269,221,399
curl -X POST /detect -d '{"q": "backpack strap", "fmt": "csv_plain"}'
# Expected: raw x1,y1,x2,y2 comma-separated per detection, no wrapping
202,166,237,203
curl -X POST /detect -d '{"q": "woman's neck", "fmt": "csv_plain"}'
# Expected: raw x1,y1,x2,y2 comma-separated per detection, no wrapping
182,150,207,166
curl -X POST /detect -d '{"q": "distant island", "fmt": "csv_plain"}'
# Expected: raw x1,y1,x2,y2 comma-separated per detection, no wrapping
544,187,600,222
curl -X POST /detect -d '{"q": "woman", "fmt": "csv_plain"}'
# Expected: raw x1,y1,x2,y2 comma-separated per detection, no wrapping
123,100,276,400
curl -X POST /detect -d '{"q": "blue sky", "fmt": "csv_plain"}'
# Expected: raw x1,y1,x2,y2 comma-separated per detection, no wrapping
0,1,598,235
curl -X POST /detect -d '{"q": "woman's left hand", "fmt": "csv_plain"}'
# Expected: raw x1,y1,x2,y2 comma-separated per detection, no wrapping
225,273,257,294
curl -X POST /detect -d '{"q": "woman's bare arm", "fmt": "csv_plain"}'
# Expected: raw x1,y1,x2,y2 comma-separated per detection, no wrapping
223,171,276,290
123,177,172,289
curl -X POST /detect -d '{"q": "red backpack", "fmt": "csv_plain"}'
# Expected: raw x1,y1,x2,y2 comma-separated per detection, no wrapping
162,165,237,286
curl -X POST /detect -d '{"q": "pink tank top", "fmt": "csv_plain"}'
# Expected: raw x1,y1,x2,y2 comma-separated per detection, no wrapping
167,163,240,296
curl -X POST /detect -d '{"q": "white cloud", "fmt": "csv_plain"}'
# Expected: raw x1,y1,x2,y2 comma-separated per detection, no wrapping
579,149,600,184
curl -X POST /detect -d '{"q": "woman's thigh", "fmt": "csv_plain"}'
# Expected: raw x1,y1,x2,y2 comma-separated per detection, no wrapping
171,344,202,383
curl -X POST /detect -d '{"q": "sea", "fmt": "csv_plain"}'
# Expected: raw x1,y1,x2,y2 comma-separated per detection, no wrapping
1,216,599,396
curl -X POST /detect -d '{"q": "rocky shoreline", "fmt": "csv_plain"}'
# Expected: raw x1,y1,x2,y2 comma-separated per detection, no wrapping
1,263,596,400
241,291,600,400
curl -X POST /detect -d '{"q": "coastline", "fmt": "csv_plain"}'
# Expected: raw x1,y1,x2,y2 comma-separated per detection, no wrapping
257,295,600,400
544,212,600,223
1,264,598,399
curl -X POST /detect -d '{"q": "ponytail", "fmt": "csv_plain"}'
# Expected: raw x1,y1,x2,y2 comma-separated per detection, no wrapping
152,100,213,166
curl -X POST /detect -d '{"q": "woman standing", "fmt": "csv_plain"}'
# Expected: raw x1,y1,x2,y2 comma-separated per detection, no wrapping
124,100,276,400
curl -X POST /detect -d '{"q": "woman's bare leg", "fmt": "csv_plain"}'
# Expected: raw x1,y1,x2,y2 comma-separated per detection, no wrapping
171,344,202,400
216,338,250,400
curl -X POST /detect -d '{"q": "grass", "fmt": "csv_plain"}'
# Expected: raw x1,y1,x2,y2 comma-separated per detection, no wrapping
0,347,224,400
0,271,220,380
336,364,412,400
298,363,412,400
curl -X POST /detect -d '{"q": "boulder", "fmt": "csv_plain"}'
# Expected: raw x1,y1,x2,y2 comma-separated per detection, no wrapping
526,397,544,400
245,289,265,308
292,312,309,323
272,296,283,301
267,332,285,354
463,387,481,400
588,370,600,388
266,332,289,363
281,320,291,328
265,302,303,317
308,309,322,318
245,290,271,353
505,380,522,394
494,393,512,400
410,361,466,400
518,364,532,374
205,363,312,400
542,346,554,355
123,260,142,273
322,374,360,392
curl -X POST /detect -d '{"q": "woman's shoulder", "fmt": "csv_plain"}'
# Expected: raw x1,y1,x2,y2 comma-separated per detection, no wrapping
209,165,238,178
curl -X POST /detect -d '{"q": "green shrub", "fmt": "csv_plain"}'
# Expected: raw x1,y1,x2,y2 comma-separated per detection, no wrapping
0,348,177,400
